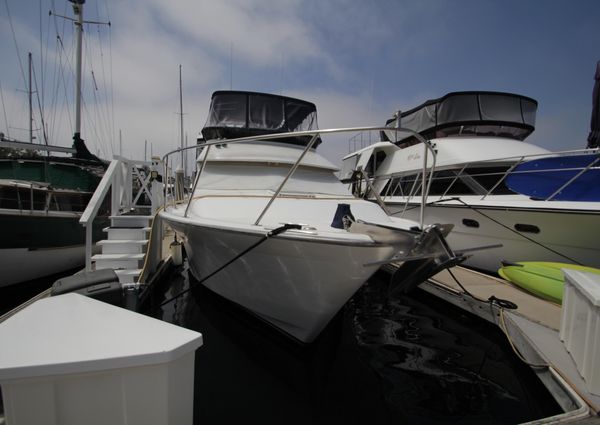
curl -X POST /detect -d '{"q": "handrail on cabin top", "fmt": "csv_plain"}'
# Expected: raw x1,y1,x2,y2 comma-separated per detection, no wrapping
161,125,437,232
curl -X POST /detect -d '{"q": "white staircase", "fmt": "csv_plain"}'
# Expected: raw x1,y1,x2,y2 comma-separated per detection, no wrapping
92,215,152,283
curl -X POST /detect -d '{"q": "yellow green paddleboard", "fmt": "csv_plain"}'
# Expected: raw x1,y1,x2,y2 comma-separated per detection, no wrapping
498,261,600,304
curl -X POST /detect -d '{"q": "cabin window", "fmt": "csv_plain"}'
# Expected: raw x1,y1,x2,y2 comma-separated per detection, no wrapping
286,100,317,131
381,174,422,197
249,95,285,130
365,151,387,175
54,192,91,212
426,170,473,195
380,167,521,198
207,93,247,128
0,186,47,210
0,187,18,209
464,166,516,195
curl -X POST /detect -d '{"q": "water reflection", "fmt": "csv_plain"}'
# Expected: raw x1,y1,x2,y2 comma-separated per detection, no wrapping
144,264,561,425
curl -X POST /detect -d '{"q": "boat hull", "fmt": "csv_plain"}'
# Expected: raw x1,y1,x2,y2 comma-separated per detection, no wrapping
166,219,395,343
0,210,106,287
0,246,86,287
388,202,600,273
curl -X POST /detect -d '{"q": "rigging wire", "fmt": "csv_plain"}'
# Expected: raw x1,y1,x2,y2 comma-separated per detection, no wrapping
4,0,28,94
386,189,583,266
0,81,11,137
47,7,73,145
31,60,49,145
95,0,114,157
430,197,583,265
81,22,112,161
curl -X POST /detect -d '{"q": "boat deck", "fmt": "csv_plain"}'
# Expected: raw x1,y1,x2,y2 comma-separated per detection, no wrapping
430,266,562,330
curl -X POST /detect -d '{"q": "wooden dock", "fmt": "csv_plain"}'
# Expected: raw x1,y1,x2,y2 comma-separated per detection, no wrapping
428,266,562,330
407,265,600,419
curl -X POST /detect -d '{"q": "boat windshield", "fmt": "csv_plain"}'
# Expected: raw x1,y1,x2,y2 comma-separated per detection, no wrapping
202,91,319,146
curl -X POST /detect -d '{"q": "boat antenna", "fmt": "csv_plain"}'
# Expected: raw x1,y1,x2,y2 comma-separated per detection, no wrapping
179,64,185,170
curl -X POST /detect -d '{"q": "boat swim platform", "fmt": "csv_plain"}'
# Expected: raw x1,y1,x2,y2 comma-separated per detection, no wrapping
387,264,600,419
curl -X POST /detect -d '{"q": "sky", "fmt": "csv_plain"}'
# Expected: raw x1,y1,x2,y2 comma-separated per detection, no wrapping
1,0,599,168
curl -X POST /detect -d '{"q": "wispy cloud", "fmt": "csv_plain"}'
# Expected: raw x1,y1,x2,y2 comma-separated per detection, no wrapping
1,0,599,165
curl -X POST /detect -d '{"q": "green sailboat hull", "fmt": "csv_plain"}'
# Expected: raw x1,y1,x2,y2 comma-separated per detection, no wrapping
0,212,106,249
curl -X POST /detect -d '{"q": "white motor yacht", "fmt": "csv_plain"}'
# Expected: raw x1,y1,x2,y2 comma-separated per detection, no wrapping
160,91,460,343
341,91,600,274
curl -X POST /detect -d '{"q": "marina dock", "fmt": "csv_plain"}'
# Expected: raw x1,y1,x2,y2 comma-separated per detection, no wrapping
1,149,600,423
422,266,600,418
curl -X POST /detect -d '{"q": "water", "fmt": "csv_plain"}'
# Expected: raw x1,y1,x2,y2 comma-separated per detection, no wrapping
0,268,80,316
143,264,562,424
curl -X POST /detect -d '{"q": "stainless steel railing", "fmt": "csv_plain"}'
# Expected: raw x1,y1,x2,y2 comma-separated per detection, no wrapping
374,147,599,203
161,125,437,231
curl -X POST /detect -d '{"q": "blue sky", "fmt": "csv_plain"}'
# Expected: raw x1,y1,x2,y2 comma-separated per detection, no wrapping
1,0,599,165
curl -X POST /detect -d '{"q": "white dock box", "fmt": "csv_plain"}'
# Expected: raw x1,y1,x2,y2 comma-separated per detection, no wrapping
0,293,203,425
560,269,600,396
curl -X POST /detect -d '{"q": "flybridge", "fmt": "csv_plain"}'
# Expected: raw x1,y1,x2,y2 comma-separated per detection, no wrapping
382,91,538,146
201,91,321,147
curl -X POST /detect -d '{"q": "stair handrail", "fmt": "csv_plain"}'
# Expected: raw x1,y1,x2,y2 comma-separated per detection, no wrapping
80,156,164,272
80,159,121,271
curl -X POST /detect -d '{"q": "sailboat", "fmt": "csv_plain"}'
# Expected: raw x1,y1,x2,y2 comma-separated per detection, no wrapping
0,0,108,287
160,90,462,343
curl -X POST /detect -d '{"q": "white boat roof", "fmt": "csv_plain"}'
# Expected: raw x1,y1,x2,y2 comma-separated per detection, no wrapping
344,137,551,173
424,136,550,167
198,140,339,171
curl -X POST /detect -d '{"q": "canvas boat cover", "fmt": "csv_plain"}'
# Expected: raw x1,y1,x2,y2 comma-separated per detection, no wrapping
201,91,320,147
383,91,537,147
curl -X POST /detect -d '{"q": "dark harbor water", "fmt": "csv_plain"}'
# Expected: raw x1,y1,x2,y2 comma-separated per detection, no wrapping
144,264,561,425
0,268,80,316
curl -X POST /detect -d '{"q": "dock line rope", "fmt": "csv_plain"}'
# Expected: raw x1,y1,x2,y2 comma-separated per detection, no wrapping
447,268,518,309
444,263,600,394
446,268,550,369
138,204,166,284
159,223,302,307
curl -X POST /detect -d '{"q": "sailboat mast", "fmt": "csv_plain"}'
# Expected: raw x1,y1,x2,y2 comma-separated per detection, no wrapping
179,65,184,170
71,0,85,140
28,52,33,144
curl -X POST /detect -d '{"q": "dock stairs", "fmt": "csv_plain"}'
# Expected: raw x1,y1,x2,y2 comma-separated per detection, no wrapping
92,215,152,284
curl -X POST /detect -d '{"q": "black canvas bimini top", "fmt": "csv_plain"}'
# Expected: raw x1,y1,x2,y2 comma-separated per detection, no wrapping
201,91,321,147
383,91,538,146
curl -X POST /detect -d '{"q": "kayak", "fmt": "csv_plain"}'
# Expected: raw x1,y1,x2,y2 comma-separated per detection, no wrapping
498,261,600,304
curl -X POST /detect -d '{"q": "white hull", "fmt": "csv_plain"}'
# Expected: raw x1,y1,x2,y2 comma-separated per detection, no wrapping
159,93,459,343
164,215,395,343
0,246,85,287
390,201,600,273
